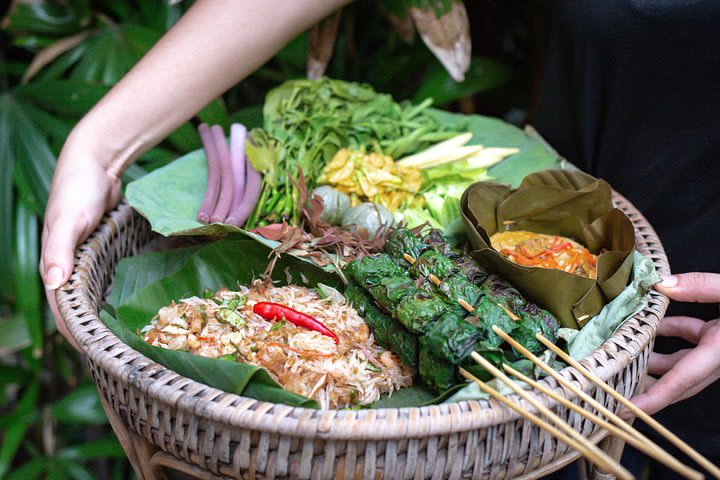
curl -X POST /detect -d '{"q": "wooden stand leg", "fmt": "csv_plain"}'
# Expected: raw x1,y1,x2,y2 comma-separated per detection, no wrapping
98,394,164,480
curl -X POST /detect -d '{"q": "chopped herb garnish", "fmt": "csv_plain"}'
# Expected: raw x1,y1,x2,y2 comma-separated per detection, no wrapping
222,354,236,361
250,345,259,353
203,288,214,299
366,363,382,372
225,294,247,311
212,298,223,306
217,309,245,328
198,306,207,318
269,319,286,331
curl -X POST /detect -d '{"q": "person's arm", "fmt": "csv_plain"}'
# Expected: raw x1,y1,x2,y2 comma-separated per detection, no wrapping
41,0,350,344
621,272,720,417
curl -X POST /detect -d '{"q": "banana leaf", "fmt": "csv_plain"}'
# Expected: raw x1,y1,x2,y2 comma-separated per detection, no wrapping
460,169,636,329
102,236,345,408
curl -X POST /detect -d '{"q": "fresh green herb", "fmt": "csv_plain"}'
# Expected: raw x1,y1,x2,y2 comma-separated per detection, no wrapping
198,306,207,318
222,354,236,361
250,345,259,353
366,363,382,372
217,309,245,328
244,78,464,227
225,294,248,311
213,298,223,306
269,319,286,331
203,288,214,299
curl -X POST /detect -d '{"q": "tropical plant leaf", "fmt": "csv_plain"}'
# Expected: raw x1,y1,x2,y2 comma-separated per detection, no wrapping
4,95,56,215
197,98,230,129
3,0,91,36
0,315,32,354
0,381,39,479
229,105,264,130
15,80,109,115
52,385,107,425
58,437,124,460
0,95,15,299
14,199,43,362
414,57,512,106
3,457,50,480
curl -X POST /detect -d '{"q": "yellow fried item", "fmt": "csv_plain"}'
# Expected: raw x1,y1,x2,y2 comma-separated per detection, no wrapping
319,149,423,211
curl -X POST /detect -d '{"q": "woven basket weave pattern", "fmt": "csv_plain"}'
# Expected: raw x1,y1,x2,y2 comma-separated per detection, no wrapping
57,192,669,480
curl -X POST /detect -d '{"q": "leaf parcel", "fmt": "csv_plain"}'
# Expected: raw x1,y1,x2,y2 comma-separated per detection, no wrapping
460,169,635,329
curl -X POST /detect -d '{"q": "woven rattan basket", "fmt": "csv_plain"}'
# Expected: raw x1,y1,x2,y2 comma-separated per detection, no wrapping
57,191,669,480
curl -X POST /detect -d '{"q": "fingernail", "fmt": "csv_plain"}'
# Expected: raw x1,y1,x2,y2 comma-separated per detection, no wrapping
45,266,64,290
659,275,678,289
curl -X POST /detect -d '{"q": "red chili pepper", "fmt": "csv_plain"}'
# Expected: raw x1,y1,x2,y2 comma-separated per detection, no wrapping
253,302,340,344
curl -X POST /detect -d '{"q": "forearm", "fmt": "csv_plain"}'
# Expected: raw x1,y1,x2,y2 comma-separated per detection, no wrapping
63,0,350,178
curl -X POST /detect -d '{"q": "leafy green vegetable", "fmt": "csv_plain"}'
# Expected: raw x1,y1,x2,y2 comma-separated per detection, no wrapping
245,78,465,226
125,107,561,239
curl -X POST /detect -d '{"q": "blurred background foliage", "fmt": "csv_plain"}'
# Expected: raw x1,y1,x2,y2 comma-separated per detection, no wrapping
0,0,545,478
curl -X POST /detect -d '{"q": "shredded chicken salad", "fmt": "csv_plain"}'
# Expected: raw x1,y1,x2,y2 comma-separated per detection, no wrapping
142,281,413,409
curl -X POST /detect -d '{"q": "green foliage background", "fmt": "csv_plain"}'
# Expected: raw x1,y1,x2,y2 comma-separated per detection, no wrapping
0,1,542,478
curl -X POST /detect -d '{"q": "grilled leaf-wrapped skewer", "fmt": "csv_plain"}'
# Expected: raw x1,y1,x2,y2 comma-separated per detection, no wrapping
407,249,456,280
423,310,483,364
513,302,560,354
369,275,449,333
419,337,458,392
383,228,427,266
346,253,405,287
344,282,419,369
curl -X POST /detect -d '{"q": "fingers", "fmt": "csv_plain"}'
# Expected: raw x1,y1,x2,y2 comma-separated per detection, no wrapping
624,340,720,415
46,287,80,351
647,350,691,375
656,316,706,343
656,272,720,303
40,212,89,290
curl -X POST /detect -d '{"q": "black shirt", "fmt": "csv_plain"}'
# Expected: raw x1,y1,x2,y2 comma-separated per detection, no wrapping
535,0,720,463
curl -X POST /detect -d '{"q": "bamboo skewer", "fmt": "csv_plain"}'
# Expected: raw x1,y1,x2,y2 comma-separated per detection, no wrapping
502,363,703,480
493,325,702,478
493,325,704,473
459,368,628,477
470,352,633,480
398,250,689,478
536,333,720,480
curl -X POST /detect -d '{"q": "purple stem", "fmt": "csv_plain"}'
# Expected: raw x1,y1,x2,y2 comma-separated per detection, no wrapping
227,123,247,216
197,124,220,224
209,125,233,223
225,158,262,227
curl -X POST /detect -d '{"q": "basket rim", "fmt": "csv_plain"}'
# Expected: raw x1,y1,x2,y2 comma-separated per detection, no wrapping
56,190,670,440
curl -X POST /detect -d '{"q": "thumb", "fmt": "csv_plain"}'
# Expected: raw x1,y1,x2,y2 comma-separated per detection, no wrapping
41,213,90,290
655,272,720,303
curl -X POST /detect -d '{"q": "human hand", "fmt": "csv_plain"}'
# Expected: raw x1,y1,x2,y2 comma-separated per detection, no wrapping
621,273,720,418
40,133,122,349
